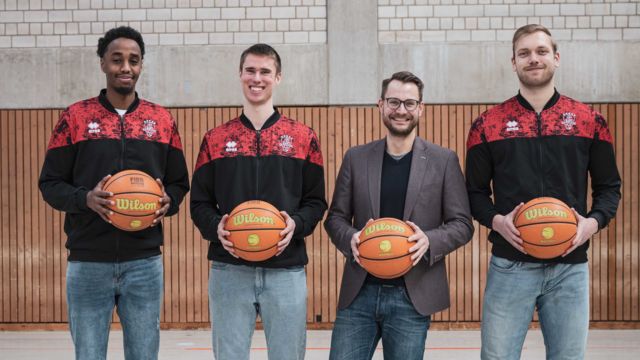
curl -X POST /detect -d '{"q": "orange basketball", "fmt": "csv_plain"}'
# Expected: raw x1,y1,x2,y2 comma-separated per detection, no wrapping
514,197,578,259
103,170,163,232
358,218,415,279
225,200,287,262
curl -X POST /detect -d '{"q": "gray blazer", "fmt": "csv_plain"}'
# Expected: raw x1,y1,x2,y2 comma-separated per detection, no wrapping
324,137,474,316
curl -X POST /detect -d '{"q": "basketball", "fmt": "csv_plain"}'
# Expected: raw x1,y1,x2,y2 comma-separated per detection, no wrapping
357,218,415,279
513,197,578,259
103,170,163,231
225,200,287,262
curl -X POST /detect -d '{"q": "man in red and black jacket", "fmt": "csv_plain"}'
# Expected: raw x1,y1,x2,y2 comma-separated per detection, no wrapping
39,27,189,360
465,25,620,360
190,44,326,359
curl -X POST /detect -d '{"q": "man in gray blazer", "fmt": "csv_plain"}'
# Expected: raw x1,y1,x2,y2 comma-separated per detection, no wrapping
325,71,474,359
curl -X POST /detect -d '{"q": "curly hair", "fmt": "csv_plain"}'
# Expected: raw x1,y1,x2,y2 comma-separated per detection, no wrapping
97,26,145,59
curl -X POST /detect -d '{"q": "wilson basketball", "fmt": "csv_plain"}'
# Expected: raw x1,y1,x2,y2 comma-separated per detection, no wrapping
514,197,578,259
357,218,415,279
225,200,287,262
103,170,163,232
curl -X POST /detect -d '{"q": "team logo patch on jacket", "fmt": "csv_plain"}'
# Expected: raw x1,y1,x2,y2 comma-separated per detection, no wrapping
562,112,576,131
278,134,294,153
142,119,157,137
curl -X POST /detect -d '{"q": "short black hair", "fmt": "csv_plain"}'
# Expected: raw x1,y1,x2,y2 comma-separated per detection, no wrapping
381,71,424,101
239,43,282,74
97,26,145,59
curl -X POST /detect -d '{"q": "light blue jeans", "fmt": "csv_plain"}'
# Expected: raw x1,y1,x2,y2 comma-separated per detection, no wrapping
481,255,589,360
329,283,431,360
66,255,163,360
209,262,307,360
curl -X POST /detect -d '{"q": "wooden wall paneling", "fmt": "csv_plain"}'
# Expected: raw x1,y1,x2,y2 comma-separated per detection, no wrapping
614,104,624,321
1,104,640,327
632,104,639,321
622,104,631,320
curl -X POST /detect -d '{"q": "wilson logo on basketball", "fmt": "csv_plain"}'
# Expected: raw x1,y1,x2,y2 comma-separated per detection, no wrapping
129,176,145,186
364,222,406,236
379,240,392,254
115,199,158,211
523,207,569,221
247,234,260,247
232,213,275,226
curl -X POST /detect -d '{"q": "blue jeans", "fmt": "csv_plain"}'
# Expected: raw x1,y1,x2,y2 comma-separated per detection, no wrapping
208,262,307,360
481,256,589,360
330,283,431,360
66,255,163,360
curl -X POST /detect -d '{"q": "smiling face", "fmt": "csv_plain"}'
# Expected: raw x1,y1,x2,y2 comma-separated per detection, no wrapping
378,80,423,137
512,31,559,90
239,53,281,106
100,37,142,96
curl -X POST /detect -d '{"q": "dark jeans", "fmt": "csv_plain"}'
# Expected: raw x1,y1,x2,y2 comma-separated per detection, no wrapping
330,283,431,360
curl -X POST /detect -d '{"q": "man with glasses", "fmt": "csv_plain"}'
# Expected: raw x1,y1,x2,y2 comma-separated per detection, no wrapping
325,71,474,359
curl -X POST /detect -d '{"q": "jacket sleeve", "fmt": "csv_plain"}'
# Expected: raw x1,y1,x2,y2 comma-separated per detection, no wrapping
465,115,499,228
424,151,475,266
290,129,328,238
190,134,223,243
38,109,90,214
324,148,358,258
587,113,621,229
163,119,190,217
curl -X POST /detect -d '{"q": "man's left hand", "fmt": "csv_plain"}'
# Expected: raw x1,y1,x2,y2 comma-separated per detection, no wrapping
276,211,296,256
562,209,598,256
151,178,170,227
407,221,430,266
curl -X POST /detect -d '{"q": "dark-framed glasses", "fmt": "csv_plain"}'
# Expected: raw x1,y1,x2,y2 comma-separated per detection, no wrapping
384,97,420,111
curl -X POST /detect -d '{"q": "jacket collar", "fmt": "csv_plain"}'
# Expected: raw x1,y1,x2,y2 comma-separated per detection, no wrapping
98,89,140,115
240,108,281,131
516,88,560,112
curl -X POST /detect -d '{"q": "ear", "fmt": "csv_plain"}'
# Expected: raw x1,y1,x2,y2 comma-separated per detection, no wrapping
511,56,517,72
417,102,424,117
274,71,282,85
100,57,106,73
554,51,560,68
377,98,384,112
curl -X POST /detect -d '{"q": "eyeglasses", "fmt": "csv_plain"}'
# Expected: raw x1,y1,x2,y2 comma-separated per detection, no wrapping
384,97,420,111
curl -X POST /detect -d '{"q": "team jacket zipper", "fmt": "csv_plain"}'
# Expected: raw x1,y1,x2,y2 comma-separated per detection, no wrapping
256,129,261,200
117,113,126,262
536,112,544,196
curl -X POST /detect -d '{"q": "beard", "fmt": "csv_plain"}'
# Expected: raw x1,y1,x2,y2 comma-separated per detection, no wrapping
516,65,555,88
383,114,418,137
113,85,135,96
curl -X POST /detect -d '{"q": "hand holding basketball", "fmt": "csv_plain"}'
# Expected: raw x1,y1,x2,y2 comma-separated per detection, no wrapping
406,221,429,265
492,202,526,254
351,219,374,265
217,214,238,258
151,178,170,227
275,211,295,256
562,209,598,257
87,174,114,223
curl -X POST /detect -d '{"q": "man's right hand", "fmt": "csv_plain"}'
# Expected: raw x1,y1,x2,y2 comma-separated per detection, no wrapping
86,175,114,223
217,214,238,258
351,219,374,266
492,203,527,254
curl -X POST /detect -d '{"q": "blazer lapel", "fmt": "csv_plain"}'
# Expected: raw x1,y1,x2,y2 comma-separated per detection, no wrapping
367,139,386,219
404,138,430,220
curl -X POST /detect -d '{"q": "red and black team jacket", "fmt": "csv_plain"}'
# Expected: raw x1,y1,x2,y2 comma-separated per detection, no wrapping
39,90,190,262
465,91,621,263
190,110,327,268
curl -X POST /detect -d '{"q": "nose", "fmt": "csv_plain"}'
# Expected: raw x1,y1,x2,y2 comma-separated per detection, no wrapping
121,60,131,73
395,103,409,114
